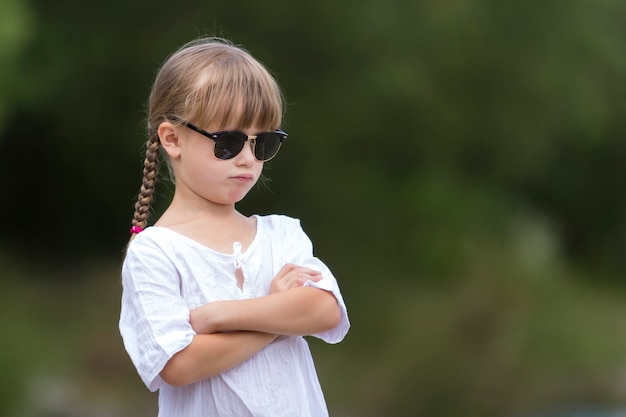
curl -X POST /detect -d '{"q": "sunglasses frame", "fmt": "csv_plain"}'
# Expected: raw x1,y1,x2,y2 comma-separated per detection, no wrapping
174,118,288,162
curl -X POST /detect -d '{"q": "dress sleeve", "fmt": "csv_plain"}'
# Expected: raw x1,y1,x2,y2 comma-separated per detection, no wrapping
119,234,195,391
282,217,350,344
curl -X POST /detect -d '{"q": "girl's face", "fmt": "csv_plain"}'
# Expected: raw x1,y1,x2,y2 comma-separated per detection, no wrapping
164,121,265,207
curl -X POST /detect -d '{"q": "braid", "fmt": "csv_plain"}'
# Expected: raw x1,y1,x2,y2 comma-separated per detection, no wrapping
130,133,160,236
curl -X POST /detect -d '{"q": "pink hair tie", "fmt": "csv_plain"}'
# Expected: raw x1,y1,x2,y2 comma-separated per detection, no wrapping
130,225,144,234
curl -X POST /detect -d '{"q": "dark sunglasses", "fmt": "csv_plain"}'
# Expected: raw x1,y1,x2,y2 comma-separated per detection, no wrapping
176,119,288,162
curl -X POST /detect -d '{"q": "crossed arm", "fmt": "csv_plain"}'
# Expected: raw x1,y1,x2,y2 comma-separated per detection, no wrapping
159,264,341,387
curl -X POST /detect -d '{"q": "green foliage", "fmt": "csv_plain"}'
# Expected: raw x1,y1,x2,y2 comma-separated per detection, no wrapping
1,0,625,271
0,0,34,132
314,225,626,417
1,0,626,415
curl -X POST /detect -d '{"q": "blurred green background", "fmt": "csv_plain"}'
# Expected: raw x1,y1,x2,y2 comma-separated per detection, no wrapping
1,0,626,416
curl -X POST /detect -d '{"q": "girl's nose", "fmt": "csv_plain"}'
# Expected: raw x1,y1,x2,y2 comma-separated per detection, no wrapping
235,138,257,164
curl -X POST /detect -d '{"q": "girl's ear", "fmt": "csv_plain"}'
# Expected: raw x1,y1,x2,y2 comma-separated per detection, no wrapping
158,122,181,158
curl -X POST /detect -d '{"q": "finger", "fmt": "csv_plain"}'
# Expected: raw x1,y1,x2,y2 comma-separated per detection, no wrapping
270,265,323,292
273,263,298,280
288,269,323,288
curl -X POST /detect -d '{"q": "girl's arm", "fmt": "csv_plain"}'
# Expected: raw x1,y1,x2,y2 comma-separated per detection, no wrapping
192,287,340,335
160,331,277,387
190,264,341,336
162,264,338,387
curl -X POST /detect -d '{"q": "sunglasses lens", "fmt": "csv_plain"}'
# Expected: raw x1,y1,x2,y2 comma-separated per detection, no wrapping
211,131,286,161
255,133,284,161
213,133,246,160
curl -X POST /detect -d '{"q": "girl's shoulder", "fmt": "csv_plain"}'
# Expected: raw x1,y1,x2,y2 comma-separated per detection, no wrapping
125,226,188,255
255,213,303,235
130,226,176,243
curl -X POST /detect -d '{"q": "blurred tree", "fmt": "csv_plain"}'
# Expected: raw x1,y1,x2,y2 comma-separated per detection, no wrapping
0,0,34,133
1,0,626,416
0,0,625,276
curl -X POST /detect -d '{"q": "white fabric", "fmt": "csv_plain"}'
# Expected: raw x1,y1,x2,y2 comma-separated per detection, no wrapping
119,214,350,417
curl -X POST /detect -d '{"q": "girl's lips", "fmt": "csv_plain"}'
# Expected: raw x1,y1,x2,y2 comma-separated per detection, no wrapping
232,174,254,182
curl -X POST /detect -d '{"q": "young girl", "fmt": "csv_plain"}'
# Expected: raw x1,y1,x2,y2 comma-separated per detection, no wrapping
119,37,350,417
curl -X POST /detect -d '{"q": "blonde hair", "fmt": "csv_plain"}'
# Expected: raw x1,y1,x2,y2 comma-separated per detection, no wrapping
129,37,285,236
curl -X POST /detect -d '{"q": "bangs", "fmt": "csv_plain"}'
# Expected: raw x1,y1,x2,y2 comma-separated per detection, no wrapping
186,50,284,131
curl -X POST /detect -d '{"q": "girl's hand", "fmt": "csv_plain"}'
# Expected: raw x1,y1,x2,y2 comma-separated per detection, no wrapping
189,265,324,334
270,263,322,294
190,302,222,334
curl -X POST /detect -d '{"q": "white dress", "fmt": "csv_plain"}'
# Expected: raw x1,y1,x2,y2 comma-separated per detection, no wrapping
119,214,350,417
